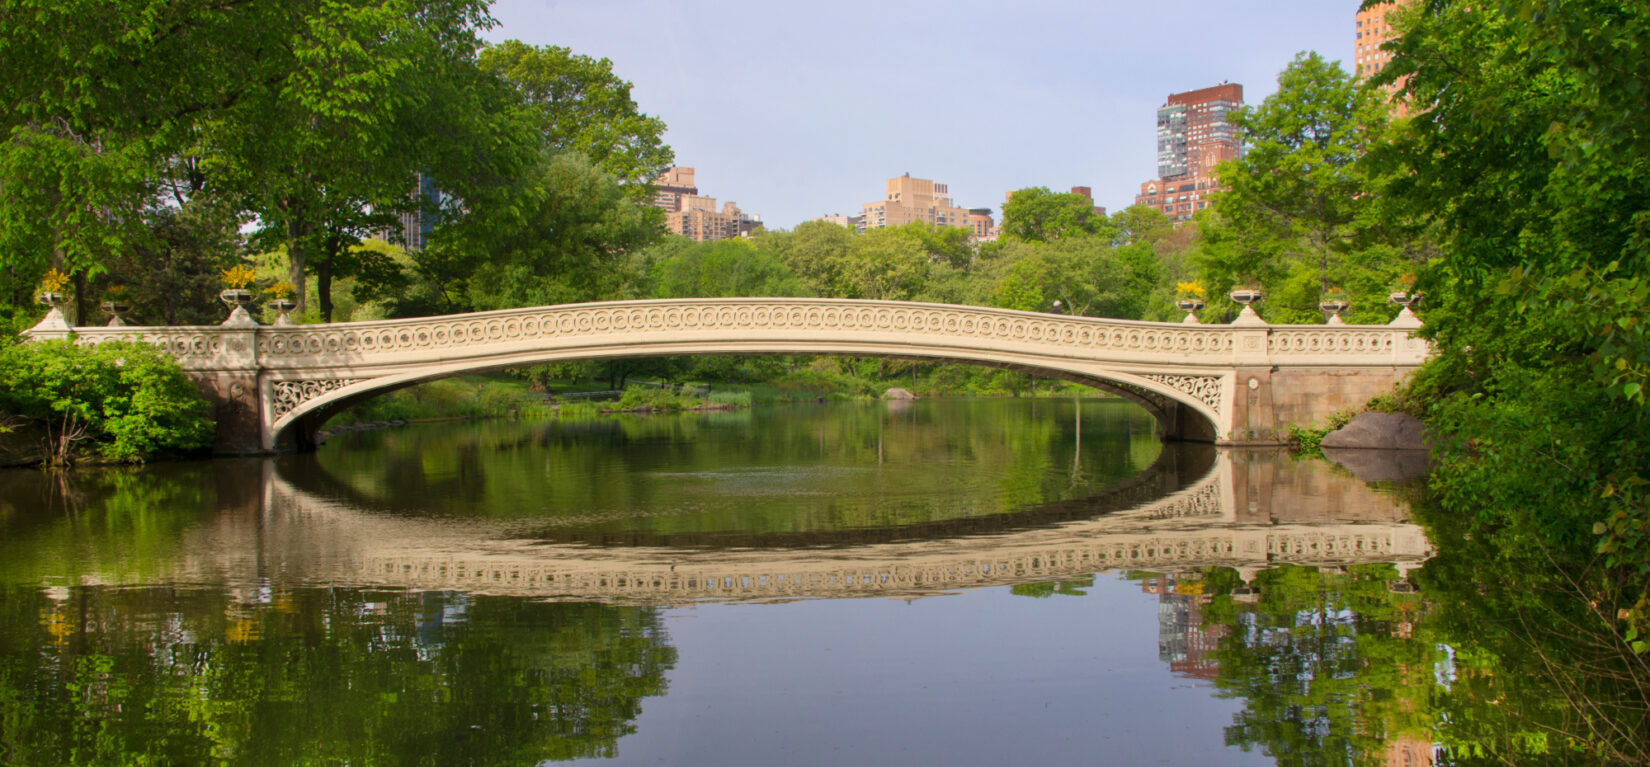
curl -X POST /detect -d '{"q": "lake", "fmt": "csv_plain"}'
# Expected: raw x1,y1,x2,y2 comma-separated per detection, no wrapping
0,398,1452,765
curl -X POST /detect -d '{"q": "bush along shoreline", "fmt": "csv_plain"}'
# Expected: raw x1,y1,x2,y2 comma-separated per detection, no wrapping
0,340,214,467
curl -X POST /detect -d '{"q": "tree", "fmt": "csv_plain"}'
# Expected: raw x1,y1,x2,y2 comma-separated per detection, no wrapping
837,226,936,301
0,0,507,323
1373,1,1650,756
644,237,807,298
1000,187,1113,243
1201,51,1425,323
208,0,496,319
756,220,851,298
983,237,1157,319
425,151,663,311
479,40,673,192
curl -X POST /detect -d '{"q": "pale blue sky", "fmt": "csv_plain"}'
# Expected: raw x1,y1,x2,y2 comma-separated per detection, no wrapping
485,0,1360,229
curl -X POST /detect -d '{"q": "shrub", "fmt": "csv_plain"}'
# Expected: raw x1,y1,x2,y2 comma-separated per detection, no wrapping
0,340,214,464
615,385,701,411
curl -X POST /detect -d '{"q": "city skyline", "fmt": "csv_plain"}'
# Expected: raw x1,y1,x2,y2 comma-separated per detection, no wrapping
485,0,1363,229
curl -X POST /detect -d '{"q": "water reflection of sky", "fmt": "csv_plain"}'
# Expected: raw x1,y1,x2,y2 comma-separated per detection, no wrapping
621,581,1271,766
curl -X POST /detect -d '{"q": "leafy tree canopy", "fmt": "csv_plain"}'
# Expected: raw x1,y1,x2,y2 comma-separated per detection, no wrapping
479,40,673,191
1000,187,1114,243
1198,50,1427,324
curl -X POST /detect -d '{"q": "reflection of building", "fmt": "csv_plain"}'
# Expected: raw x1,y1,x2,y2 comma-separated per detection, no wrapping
1382,736,1435,766
1356,0,1413,117
1139,571,1227,680
860,173,974,232
650,166,762,242
1133,83,1243,223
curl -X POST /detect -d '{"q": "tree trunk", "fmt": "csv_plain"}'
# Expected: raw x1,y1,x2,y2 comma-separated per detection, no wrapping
70,270,88,327
285,211,310,316
317,234,336,323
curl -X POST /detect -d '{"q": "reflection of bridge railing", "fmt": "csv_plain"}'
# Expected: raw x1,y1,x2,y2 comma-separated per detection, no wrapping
235,453,1430,603
348,525,1429,602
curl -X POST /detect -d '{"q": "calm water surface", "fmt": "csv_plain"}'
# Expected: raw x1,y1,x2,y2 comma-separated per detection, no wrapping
0,399,1448,765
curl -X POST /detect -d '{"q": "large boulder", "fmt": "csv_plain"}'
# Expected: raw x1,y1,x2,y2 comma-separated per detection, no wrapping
883,387,918,400
1320,412,1429,450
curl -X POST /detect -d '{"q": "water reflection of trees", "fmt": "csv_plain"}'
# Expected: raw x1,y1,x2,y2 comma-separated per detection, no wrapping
0,586,676,765
297,399,1167,540
1128,554,1649,767
1195,564,1439,767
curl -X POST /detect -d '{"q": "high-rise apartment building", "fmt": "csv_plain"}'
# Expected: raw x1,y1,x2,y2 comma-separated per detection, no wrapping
1133,83,1243,223
860,174,974,231
649,166,761,242
1356,0,1413,116
967,208,996,241
377,173,444,251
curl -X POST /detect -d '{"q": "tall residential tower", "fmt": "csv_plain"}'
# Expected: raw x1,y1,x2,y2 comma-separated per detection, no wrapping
1133,83,1243,223
1355,0,1413,116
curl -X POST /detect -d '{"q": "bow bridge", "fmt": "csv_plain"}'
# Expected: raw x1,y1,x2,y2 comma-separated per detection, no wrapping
25,298,1428,454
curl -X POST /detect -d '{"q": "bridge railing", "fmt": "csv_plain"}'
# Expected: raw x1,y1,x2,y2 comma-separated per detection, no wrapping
23,297,1429,372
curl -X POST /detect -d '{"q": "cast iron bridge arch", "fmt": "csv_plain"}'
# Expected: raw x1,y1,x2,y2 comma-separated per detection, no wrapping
24,298,1429,453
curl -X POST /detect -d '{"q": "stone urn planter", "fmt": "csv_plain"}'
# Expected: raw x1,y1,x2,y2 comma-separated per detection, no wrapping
218,288,259,327
1228,287,1265,325
269,298,299,325
99,300,133,327
1319,298,1349,325
1388,291,1422,328
35,290,64,308
1175,297,1204,324
219,288,255,308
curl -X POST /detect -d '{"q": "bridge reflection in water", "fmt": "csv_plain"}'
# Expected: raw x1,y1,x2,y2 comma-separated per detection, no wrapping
150,448,1431,603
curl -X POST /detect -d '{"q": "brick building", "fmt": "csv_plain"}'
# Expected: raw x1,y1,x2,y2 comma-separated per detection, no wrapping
1356,0,1413,116
1133,83,1244,223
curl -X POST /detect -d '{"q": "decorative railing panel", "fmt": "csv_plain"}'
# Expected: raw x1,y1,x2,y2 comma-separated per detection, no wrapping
39,298,1426,372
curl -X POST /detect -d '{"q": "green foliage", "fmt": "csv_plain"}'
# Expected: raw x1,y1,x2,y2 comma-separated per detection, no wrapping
1009,576,1093,598
100,201,244,326
0,2,676,326
1285,409,1354,456
1388,0,1650,599
479,40,673,192
428,152,663,312
0,340,212,464
641,236,807,298
756,220,852,297
1204,564,1442,766
706,390,753,407
1199,51,1430,323
614,385,702,412
0,585,676,765
324,376,514,428
1000,187,1114,243
1362,0,1650,755
980,237,1158,318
